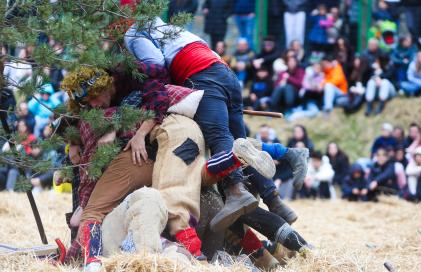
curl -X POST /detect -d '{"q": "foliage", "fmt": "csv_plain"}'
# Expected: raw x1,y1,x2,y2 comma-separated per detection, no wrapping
87,141,121,179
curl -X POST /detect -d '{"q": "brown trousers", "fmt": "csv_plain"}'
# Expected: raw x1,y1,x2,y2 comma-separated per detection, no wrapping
80,114,205,236
80,151,153,223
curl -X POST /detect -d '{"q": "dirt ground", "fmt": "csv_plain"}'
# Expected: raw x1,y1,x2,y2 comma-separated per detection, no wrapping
0,191,420,272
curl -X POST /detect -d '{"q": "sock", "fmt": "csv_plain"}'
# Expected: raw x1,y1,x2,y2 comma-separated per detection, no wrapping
275,223,307,252
240,229,264,255
80,220,103,265
262,143,288,160
205,151,242,178
175,227,202,257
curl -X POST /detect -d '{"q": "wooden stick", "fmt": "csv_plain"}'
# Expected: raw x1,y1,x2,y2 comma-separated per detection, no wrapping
243,109,284,118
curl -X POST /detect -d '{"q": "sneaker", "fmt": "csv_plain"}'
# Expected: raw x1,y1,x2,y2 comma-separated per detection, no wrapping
284,148,309,190
247,137,262,150
233,138,275,179
84,262,102,272
210,182,258,232
266,196,298,225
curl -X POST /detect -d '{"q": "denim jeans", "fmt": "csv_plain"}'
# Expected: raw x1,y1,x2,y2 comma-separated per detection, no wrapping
271,84,297,112
401,81,421,96
235,15,255,50
366,79,396,101
243,167,277,203
185,62,246,186
323,83,349,111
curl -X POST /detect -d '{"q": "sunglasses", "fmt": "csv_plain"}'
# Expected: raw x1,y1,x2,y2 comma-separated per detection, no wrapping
69,72,103,102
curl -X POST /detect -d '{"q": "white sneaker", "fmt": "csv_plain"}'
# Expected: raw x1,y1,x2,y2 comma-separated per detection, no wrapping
84,262,102,272
233,138,275,179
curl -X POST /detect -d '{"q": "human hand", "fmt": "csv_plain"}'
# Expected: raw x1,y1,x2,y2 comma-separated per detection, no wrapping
98,130,116,146
250,93,257,102
203,8,209,15
124,131,148,165
69,145,81,165
361,189,368,195
369,181,378,190
352,188,359,195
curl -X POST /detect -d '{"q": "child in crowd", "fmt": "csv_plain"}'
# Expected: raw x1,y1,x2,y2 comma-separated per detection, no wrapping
342,163,368,201
371,123,397,157
405,147,421,201
367,148,398,201
401,51,421,97
302,151,335,199
244,66,273,110
231,38,255,88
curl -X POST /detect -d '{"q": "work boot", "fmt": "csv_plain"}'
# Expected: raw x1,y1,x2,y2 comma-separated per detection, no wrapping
284,148,309,190
210,182,258,232
252,248,280,271
265,196,298,225
275,223,310,253
262,240,296,266
233,138,275,179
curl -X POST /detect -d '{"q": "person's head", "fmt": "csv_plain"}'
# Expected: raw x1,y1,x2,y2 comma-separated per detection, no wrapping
259,124,271,142
310,150,323,169
378,0,388,10
286,56,298,71
317,4,327,15
330,7,339,18
39,84,54,101
42,123,53,139
381,122,393,137
61,67,115,113
295,141,306,148
414,147,421,165
367,38,379,53
215,41,226,56
394,145,405,162
416,51,421,66
290,40,302,51
262,36,276,53
376,148,389,166
392,126,405,141
408,122,420,140
312,61,322,73
399,35,412,48
327,142,340,157
351,163,363,179
17,119,29,135
237,38,249,52
321,54,336,69
336,37,346,49
18,102,29,116
256,66,270,79
293,125,307,141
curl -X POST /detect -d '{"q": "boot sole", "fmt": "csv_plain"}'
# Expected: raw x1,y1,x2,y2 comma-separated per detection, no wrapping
233,138,275,179
209,197,259,232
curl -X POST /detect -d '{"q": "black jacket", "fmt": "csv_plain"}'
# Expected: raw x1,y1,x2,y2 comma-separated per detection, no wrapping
168,0,198,18
368,160,397,190
203,0,234,35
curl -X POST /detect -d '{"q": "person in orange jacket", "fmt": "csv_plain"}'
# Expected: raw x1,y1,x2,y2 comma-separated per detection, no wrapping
321,55,349,113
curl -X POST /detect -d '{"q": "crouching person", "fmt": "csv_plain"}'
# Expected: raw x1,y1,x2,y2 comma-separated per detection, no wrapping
342,163,369,201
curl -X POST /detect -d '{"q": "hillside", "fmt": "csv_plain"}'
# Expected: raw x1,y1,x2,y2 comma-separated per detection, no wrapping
245,97,421,161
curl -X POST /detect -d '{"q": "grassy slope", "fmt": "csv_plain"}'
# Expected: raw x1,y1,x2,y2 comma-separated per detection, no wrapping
244,97,421,161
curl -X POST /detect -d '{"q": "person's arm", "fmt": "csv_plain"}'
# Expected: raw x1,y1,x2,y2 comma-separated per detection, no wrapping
406,161,421,177
287,68,304,89
374,162,396,185
124,119,156,165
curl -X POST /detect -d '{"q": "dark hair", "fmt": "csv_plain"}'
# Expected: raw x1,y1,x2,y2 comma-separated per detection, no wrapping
294,124,308,140
322,54,336,62
311,150,323,160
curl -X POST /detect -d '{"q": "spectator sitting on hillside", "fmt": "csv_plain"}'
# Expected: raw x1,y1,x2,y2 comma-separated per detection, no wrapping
371,122,398,157
3,48,33,92
343,56,372,114
215,41,233,65
342,163,369,201
287,124,315,151
362,38,384,67
367,147,398,201
326,142,350,186
334,37,352,76
321,55,348,114
289,40,305,64
392,126,406,147
302,150,335,199
372,0,395,22
288,61,324,121
16,101,35,134
252,36,279,75
244,66,273,110
391,35,417,84
387,147,407,194
405,146,421,201
231,38,255,88
401,51,421,97
394,145,408,169
404,122,421,153
28,83,61,137
365,54,396,116
271,56,304,114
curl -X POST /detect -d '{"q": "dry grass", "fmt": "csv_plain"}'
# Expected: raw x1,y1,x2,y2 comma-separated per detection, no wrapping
0,192,420,272
244,97,421,161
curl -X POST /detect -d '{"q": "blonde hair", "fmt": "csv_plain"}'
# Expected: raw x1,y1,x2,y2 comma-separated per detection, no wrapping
61,67,114,113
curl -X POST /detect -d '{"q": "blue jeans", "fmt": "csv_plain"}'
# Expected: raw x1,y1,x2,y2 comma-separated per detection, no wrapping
323,83,349,111
185,63,246,186
244,167,277,203
271,84,297,112
235,15,255,50
401,81,421,96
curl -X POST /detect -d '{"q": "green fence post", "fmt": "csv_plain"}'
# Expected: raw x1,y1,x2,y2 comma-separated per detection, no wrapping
255,0,268,52
357,0,372,52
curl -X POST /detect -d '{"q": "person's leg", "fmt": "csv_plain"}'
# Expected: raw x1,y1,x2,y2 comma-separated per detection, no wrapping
149,114,205,257
284,12,293,48
244,15,255,50
79,151,153,267
297,11,306,46
6,168,19,191
323,83,340,112
283,84,297,111
401,81,421,96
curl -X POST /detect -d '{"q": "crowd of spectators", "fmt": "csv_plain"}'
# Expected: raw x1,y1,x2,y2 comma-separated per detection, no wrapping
253,122,421,202
195,0,421,120
0,0,420,204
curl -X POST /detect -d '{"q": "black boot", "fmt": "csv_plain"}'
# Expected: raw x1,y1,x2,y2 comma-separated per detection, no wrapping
365,102,373,116
265,195,298,225
275,223,310,253
374,101,385,115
